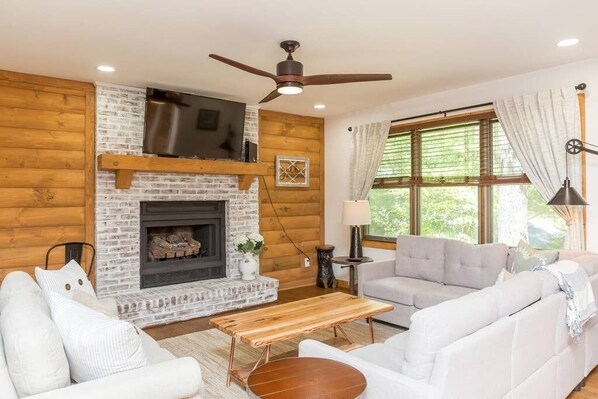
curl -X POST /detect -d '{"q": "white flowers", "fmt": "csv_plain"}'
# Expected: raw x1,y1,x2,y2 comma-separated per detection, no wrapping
234,235,249,246
234,232,264,255
248,232,264,242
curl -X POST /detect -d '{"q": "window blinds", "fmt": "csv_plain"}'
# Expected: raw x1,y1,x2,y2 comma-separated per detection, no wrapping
373,118,527,188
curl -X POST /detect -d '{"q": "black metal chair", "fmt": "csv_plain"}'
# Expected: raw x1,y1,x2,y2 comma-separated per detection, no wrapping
44,242,96,278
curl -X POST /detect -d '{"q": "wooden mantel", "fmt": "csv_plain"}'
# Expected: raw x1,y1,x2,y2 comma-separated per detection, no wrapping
97,153,270,190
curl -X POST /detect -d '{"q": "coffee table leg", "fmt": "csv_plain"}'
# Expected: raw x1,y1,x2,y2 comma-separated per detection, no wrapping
335,324,353,345
227,336,236,387
368,317,375,343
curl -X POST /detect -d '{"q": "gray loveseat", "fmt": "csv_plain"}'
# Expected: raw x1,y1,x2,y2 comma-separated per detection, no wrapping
358,235,593,327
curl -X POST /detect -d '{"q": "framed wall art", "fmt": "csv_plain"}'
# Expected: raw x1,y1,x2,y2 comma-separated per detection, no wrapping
275,155,310,187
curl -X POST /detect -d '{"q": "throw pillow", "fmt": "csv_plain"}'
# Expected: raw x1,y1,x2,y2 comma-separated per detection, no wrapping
72,290,119,319
494,268,514,284
35,260,96,301
48,292,147,383
512,240,559,274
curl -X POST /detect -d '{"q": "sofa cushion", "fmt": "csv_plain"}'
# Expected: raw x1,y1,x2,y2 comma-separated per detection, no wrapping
0,331,18,399
1,295,70,397
512,240,558,274
49,292,147,383
0,271,49,316
396,235,446,283
488,271,542,318
362,276,442,306
413,285,477,309
384,330,410,351
35,260,96,301
444,240,509,289
73,290,119,319
401,288,499,381
349,343,405,373
568,254,598,276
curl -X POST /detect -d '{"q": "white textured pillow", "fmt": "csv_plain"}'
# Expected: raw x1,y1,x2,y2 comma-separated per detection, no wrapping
49,292,147,383
35,260,96,301
1,301,70,397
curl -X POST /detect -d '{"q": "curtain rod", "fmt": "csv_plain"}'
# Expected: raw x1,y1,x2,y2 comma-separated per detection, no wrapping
347,83,587,132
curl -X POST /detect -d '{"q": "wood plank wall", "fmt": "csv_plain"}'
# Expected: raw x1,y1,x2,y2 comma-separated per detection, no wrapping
0,70,95,280
259,110,325,290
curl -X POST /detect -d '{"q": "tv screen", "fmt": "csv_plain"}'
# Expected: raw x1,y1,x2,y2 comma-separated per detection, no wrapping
143,88,246,160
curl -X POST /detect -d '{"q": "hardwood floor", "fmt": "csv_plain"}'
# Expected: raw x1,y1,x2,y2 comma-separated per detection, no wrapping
143,285,598,398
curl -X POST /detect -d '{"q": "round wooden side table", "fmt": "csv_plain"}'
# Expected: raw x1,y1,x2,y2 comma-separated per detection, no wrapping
246,357,366,399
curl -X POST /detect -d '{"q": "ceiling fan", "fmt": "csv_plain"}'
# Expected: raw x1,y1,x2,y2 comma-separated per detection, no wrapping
209,40,393,104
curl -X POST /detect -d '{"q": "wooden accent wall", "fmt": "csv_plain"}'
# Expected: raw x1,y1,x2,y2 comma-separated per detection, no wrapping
0,70,95,279
259,110,325,290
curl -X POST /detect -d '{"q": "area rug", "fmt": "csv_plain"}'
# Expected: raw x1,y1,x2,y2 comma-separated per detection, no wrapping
158,320,405,399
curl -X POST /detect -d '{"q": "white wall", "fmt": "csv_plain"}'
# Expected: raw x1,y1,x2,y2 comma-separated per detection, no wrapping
326,57,598,271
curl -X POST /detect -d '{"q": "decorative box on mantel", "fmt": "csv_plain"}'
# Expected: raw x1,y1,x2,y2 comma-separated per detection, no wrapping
115,276,278,328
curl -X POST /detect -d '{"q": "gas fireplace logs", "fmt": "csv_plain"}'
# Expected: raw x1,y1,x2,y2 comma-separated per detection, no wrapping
149,233,201,260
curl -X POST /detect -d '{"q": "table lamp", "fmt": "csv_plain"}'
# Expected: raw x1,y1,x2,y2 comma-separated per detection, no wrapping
342,200,371,261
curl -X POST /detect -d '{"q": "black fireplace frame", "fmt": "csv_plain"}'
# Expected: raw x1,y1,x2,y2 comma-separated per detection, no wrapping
140,201,226,289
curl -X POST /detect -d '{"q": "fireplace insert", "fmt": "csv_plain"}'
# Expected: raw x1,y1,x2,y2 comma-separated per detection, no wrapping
140,201,226,288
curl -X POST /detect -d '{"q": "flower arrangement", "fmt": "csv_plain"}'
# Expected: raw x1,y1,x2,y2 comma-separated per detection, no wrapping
234,232,264,255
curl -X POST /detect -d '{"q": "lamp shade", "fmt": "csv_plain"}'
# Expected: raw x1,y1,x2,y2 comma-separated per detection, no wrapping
547,178,588,206
342,200,371,226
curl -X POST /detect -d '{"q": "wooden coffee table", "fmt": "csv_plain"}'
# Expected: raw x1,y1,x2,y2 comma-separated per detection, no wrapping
210,292,393,386
246,357,366,399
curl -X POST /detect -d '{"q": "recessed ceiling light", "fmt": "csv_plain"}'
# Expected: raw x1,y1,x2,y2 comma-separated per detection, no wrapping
314,104,326,110
556,38,579,47
96,65,116,72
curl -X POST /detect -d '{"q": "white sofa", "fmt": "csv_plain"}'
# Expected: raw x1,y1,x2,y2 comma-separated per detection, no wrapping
300,254,598,398
357,235,594,327
0,271,204,399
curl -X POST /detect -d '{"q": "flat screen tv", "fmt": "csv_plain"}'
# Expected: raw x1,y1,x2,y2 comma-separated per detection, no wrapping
143,88,246,160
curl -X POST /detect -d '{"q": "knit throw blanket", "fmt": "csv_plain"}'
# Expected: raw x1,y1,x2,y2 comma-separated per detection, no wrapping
534,260,597,342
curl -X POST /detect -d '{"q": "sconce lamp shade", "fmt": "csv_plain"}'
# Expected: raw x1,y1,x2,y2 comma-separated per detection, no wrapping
342,200,371,226
547,178,588,206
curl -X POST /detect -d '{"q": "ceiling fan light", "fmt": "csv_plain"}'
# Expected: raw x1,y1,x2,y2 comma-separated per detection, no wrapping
277,82,303,95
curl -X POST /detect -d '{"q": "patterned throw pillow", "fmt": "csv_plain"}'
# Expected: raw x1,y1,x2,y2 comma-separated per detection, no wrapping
35,260,96,301
512,240,559,274
48,292,147,383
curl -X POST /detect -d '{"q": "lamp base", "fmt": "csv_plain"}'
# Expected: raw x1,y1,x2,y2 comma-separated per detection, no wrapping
349,225,363,261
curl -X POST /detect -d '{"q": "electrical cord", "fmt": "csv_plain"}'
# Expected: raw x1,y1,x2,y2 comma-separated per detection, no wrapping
259,175,312,262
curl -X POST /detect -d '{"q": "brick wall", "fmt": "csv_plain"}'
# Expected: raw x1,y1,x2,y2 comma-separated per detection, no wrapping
94,83,277,326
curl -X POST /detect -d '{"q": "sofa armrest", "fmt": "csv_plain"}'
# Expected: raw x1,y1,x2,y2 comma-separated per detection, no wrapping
26,357,203,399
298,339,440,399
358,259,396,297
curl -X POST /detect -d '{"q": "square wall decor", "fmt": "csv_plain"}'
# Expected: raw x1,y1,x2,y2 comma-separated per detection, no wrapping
275,155,310,187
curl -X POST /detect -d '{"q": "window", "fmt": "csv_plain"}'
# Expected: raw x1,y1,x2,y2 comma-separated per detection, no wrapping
367,113,566,248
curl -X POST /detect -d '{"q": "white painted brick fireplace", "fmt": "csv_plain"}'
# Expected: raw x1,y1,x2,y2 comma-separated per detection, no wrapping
95,83,278,327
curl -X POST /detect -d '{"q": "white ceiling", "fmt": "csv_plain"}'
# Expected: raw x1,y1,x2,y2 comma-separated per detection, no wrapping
1,0,597,117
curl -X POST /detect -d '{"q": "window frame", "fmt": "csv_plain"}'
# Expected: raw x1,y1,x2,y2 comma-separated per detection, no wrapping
364,110,532,245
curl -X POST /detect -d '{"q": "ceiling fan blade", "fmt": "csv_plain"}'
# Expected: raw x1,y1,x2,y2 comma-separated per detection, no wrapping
302,73,392,86
209,54,278,81
259,89,282,104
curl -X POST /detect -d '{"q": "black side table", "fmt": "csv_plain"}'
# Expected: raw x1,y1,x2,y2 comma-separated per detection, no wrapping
316,245,336,288
331,256,373,295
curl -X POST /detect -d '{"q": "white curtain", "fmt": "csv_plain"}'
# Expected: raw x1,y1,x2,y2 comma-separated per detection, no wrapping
494,87,584,250
349,120,391,200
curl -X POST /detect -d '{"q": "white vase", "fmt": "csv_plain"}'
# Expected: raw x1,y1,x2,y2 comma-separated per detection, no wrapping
239,252,258,281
